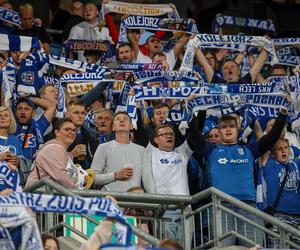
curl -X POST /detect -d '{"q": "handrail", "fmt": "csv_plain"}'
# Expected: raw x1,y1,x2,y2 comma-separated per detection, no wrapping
25,178,300,247
24,178,161,246
24,178,192,205
191,187,300,239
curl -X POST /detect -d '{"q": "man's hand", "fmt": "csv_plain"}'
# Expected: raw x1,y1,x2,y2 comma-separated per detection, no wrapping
114,167,133,180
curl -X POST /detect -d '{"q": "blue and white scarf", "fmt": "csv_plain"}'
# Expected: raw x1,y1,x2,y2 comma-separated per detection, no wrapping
107,62,163,71
49,54,109,73
212,15,275,34
134,71,201,85
0,204,43,250
0,34,40,51
118,15,198,43
60,72,108,84
0,161,22,192
2,57,17,106
0,7,21,26
180,34,278,72
0,192,132,245
272,37,300,46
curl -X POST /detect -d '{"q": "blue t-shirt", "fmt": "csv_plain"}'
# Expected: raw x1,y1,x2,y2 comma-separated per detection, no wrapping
263,157,300,214
203,141,260,201
14,115,49,160
0,135,23,156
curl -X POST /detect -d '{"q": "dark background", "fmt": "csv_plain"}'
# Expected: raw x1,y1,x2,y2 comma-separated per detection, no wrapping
9,0,300,37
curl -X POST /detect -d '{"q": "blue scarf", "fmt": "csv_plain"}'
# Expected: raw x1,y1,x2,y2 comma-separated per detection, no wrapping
0,192,132,245
0,7,21,26
213,15,275,34
0,34,40,51
134,71,201,85
180,34,278,72
0,161,22,192
0,204,43,250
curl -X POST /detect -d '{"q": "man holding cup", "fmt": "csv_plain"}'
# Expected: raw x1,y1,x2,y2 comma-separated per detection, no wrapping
65,98,98,170
91,112,144,191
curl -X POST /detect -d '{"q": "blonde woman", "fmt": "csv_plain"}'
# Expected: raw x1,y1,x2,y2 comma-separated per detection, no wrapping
0,106,22,169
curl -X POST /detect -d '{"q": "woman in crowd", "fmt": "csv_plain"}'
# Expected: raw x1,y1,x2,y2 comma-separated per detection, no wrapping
25,118,78,189
0,106,22,168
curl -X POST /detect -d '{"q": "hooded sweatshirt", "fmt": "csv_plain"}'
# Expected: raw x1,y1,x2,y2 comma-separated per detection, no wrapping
25,139,76,189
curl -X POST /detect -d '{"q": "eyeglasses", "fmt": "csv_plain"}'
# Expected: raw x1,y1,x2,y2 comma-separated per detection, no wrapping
157,132,175,137
62,127,77,133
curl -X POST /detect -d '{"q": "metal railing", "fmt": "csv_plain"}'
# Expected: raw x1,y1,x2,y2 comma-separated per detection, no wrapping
24,178,300,249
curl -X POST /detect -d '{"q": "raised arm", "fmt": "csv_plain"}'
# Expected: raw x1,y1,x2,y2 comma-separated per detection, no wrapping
127,30,139,60
30,96,56,122
186,112,206,152
172,34,190,59
249,49,268,83
258,109,287,155
133,108,150,147
195,48,214,82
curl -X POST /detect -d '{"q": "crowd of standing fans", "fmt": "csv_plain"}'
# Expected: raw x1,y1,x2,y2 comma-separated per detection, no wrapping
0,0,299,249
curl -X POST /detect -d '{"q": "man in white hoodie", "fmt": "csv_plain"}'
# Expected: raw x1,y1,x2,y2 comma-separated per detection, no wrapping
68,2,112,61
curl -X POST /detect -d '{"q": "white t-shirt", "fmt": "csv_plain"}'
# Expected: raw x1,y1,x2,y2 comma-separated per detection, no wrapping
136,50,176,71
143,141,192,195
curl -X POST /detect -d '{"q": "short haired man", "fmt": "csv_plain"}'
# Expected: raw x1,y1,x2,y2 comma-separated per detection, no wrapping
142,122,195,244
12,4,51,53
117,43,135,63
14,96,56,160
94,108,115,144
91,111,144,192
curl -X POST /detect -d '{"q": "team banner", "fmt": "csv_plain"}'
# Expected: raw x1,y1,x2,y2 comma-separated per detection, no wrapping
212,15,275,34
180,34,278,73
60,72,107,84
0,34,40,51
0,7,21,26
101,0,179,19
0,192,132,245
119,15,198,43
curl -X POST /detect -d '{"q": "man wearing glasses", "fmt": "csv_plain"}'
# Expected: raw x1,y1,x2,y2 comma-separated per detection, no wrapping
142,123,194,243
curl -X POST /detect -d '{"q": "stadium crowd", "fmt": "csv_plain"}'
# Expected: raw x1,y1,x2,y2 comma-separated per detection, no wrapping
0,0,299,249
